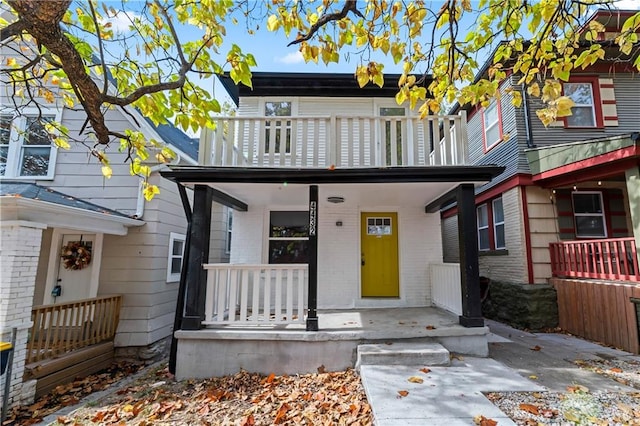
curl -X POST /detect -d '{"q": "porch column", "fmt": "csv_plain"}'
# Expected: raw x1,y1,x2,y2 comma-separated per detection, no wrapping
306,185,319,331
456,184,484,327
0,220,46,408
182,185,213,330
626,166,640,265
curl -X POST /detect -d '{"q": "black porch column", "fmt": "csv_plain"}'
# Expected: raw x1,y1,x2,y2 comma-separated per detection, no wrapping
306,185,319,331
457,184,484,327
182,185,213,330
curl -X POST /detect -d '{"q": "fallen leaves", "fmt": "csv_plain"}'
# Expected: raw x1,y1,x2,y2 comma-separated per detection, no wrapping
407,376,424,384
473,415,498,426
397,390,409,398
55,366,373,425
530,345,542,351
7,361,145,425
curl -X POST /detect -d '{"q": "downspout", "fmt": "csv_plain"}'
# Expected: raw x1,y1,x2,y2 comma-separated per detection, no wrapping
521,85,535,149
134,152,182,219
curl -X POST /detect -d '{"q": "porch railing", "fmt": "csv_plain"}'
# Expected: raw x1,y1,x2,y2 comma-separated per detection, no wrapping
203,264,307,326
550,238,639,282
200,112,468,168
430,263,462,316
27,295,122,364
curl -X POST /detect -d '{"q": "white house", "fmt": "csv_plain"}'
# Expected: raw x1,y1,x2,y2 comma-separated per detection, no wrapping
0,95,232,407
160,73,505,379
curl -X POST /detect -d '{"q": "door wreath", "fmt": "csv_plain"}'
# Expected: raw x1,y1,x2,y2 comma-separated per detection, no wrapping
61,240,92,270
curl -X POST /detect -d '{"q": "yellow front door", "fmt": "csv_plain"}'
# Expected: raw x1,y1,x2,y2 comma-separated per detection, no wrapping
361,212,399,297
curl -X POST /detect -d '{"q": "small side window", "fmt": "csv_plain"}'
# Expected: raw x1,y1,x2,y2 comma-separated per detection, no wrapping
167,232,186,282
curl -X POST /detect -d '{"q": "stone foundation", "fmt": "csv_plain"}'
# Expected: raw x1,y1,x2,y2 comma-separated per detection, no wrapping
482,279,558,331
115,336,171,363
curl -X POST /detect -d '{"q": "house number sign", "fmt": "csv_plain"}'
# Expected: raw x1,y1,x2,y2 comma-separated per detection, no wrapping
309,201,317,236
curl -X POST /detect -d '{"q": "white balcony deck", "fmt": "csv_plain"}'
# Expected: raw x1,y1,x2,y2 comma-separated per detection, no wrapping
199,112,468,168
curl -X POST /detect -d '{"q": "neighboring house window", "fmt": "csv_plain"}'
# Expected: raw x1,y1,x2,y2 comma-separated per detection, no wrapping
167,232,186,282
477,204,490,251
493,197,506,249
226,208,233,254
0,114,57,179
572,192,606,238
477,196,506,251
268,211,308,264
264,101,292,154
563,81,597,127
482,99,502,151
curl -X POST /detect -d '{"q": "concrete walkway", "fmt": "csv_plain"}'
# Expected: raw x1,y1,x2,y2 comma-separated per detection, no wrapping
360,320,639,425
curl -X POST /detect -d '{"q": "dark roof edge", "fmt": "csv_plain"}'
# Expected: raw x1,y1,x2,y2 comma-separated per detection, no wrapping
160,165,505,185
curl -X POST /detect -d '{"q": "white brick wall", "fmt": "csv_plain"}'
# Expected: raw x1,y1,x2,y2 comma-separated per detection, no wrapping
1,221,45,408
230,201,442,309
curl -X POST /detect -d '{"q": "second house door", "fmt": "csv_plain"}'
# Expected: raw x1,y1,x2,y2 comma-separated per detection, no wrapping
360,212,399,297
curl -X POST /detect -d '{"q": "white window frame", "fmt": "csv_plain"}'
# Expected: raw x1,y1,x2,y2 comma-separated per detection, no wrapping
167,232,186,283
267,210,309,264
263,99,296,155
477,203,490,251
483,99,501,149
492,197,506,250
225,208,233,254
572,191,607,238
563,82,597,128
0,109,62,180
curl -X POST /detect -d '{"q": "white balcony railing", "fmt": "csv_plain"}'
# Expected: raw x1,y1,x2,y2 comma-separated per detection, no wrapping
199,112,468,168
203,264,307,326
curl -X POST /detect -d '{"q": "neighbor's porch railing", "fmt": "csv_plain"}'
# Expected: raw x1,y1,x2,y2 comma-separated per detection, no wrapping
200,112,468,168
203,264,307,326
550,237,639,282
430,263,462,316
27,295,122,364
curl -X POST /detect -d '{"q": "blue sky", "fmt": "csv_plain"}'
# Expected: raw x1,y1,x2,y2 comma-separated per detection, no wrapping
100,0,640,109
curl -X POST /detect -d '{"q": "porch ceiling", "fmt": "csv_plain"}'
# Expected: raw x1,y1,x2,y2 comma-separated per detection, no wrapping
161,165,504,209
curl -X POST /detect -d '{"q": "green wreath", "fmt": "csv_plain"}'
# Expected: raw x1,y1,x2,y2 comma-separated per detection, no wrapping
61,241,92,270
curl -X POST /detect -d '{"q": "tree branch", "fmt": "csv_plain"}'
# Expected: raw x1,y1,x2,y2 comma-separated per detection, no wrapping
0,20,27,41
287,0,363,46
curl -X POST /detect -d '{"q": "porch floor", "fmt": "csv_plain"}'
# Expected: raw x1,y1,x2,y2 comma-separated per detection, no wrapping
175,307,489,379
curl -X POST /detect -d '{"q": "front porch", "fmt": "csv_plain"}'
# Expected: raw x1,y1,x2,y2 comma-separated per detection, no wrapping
174,307,488,379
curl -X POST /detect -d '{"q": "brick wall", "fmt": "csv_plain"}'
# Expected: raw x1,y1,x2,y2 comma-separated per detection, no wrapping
230,203,442,309
479,186,528,283
1,221,45,408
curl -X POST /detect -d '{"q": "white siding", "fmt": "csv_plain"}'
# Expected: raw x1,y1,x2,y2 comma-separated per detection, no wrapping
100,173,187,347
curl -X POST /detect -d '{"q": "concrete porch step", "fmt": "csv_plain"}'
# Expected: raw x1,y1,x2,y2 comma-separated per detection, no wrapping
356,342,450,369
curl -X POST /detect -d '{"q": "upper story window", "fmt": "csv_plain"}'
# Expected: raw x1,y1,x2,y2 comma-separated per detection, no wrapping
226,208,233,254
477,196,505,251
269,211,308,264
167,232,186,283
380,106,406,165
563,82,597,127
1,114,58,179
482,99,502,151
264,101,292,154
572,191,606,238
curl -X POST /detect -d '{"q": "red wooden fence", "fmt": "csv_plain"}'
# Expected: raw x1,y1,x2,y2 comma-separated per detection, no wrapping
553,278,640,354
550,237,639,282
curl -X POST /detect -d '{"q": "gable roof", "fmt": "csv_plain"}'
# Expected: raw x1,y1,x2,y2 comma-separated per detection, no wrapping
143,118,199,160
219,72,433,105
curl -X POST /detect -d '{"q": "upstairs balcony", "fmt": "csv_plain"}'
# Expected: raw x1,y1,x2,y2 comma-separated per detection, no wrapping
199,112,468,168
